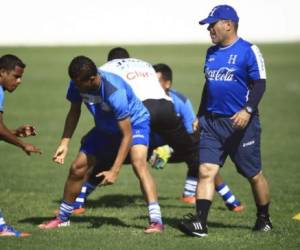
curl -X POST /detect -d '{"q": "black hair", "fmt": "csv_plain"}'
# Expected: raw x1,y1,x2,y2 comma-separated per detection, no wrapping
0,54,26,70
153,63,172,82
68,56,97,81
107,47,130,61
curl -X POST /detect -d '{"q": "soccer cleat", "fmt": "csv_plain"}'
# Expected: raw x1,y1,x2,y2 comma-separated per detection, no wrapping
179,196,196,204
144,222,164,234
0,225,30,237
252,215,273,232
38,218,70,230
53,207,86,216
178,213,208,237
226,201,245,212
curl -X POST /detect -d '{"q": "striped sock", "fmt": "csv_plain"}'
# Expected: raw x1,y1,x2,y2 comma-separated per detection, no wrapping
58,200,73,222
0,211,6,231
215,183,240,206
73,182,96,209
183,177,197,197
148,202,162,225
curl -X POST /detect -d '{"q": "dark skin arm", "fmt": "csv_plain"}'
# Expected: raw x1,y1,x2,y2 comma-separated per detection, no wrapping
53,102,81,164
96,117,132,185
0,112,41,155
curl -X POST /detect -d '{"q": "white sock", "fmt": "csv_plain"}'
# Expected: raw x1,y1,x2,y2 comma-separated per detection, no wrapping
183,177,197,197
148,202,162,224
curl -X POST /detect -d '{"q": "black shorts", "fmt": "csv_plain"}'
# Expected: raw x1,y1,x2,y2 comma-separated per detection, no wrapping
143,99,198,160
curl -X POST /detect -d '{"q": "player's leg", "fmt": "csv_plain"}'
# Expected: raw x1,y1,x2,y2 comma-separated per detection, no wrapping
180,157,198,204
71,180,96,214
39,128,99,229
0,209,29,237
39,152,95,229
130,122,164,233
179,115,227,237
249,170,271,231
231,115,272,231
179,163,219,237
55,130,122,216
130,144,164,233
214,173,244,212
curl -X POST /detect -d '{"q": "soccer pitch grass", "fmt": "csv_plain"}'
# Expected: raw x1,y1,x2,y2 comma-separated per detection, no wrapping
0,43,299,249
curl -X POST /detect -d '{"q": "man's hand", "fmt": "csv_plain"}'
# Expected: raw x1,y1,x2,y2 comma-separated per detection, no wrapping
53,145,69,164
96,170,119,186
192,119,199,132
23,143,41,155
230,109,251,129
15,125,37,137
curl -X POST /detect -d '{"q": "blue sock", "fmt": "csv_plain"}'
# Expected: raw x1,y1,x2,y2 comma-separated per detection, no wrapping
58,201,73,222
215,183,240,206
148,202,162,225
0,211,6,231
73,182,96,209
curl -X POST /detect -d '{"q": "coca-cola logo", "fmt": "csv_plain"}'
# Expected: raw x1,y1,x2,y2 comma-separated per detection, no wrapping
205,67,236,81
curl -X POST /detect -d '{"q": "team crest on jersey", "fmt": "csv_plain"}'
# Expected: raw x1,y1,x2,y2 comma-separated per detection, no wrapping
227,54,238,64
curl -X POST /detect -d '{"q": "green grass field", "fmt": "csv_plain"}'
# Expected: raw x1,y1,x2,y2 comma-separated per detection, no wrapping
0,43,300,249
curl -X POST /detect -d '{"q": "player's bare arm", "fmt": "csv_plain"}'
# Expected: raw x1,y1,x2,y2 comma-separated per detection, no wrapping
97,117,132,185
0,113,41,155
53,102,81,164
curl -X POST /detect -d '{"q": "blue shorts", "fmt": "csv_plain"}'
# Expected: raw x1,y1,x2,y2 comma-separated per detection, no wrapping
80,120,150,167
199,114,262,178
80,121,150,157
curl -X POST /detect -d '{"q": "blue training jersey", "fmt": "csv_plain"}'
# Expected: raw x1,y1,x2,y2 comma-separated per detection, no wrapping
204,38,267,115
0,85,5,112
66,69,150,134
169,89,196,134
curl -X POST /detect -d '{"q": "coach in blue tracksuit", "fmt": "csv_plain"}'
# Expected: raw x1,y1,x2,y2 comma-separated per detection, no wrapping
179,5,272,237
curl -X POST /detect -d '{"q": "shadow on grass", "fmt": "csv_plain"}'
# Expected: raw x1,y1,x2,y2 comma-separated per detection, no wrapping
136,215,251,231
208,220,251,230
53,194,190,209
19,216,131,229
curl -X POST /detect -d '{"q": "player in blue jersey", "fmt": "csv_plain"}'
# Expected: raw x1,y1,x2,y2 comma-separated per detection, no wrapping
152,63,243,211
38,56,164,233
68,60,243,217
0,55,41,237
179,5,272,237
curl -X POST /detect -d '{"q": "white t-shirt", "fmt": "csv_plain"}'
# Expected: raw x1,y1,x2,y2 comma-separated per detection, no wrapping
100,58,171,102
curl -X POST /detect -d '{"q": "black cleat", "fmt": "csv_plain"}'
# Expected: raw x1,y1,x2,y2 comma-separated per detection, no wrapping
178,213,208,237
252,215,273,232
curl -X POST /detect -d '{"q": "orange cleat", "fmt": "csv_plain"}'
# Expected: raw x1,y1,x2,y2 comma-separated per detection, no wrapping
179,196,196,204
227,203,245,212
